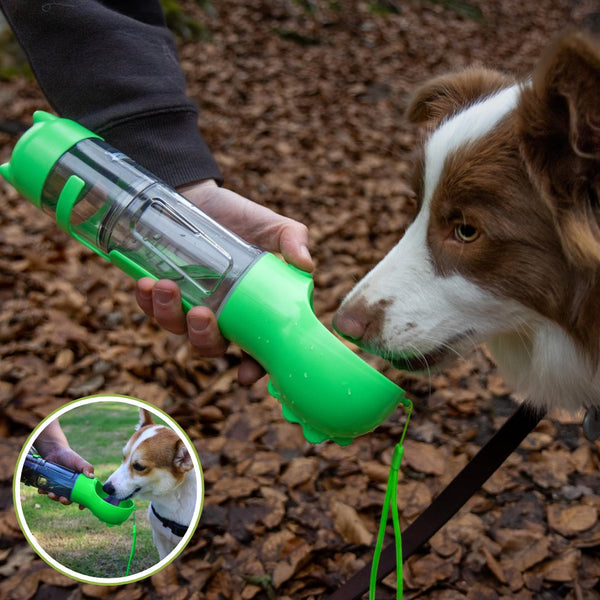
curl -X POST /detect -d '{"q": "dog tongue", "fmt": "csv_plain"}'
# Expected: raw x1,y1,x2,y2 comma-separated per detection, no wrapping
104,495,120,506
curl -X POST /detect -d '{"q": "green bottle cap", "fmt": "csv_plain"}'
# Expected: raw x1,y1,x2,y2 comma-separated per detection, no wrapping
0,111,101,208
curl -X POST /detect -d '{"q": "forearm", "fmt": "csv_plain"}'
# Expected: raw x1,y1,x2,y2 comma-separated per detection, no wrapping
33,420,70,458
0,0,222,187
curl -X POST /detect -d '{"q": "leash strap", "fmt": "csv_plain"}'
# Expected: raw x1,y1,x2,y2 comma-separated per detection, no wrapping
327,402,545,600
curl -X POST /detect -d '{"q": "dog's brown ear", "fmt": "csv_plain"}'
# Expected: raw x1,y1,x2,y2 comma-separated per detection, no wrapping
137,408,155,430
407,67,514,126
173,440,193,473
518,30,600,268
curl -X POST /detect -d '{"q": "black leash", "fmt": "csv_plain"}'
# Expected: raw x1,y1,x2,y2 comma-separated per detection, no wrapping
327,402,545,600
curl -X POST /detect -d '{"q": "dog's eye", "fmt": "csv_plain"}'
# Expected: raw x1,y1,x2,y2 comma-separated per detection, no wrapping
132,462,146,472
454,224,479,243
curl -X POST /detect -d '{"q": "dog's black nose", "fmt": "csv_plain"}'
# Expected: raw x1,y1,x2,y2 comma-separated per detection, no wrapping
102,481,115,496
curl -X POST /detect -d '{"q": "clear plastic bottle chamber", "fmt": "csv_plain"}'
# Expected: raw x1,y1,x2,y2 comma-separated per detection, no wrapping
40,138,263,313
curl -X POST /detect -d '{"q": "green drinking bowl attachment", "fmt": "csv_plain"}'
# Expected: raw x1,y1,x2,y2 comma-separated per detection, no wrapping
71,476,135,526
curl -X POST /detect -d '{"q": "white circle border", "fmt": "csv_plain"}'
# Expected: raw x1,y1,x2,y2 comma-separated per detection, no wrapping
12,394,204,586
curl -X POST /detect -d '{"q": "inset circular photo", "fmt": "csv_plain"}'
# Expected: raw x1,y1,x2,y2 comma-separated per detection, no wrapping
13,394,203,585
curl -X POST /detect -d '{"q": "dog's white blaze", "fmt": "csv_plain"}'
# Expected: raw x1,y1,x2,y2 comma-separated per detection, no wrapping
130,425,164,455
423,84,521,203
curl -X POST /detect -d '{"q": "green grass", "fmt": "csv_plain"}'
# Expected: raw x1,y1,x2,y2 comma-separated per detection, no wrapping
19,402,162,579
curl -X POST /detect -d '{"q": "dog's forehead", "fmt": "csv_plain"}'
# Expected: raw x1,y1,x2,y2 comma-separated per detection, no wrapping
422,84,521,204
124,425,173,460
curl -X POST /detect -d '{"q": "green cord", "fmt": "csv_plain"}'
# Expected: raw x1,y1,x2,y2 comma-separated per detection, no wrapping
125,507,137,577
370,401,413,600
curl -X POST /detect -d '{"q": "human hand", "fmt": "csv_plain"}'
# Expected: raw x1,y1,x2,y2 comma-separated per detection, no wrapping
136,180,314,384
35,422,95,508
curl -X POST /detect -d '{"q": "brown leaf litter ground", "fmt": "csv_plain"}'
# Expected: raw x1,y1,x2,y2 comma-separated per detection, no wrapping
1,1,599,599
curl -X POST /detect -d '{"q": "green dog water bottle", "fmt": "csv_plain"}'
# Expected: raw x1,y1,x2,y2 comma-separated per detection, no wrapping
1,111,408,445
21,453,134,526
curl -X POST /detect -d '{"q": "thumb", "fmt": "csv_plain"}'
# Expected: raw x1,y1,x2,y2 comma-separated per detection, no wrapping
277,222,314,272
82,465,95,478
53,447,95,478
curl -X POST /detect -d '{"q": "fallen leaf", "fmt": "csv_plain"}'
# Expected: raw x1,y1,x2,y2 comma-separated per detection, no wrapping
211,476,260,499
506,537,550,572
547,504,598,537
279,457,318,488
396,480,433,520
271,540,312,587
403,439,446,475
404,553,455,590
523,449,574,489
537,549,581,582
481,545,506,584
331,501,373,546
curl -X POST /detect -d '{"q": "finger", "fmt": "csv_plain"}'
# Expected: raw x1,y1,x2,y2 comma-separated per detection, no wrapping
152,280,187,334
69,460,94,477
238,353,266,386
45,491,71,505
65,454,94,477
187,306,229,356
136,277,157,316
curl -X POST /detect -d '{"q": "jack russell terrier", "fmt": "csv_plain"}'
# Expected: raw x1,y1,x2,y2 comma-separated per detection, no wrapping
103,409,197,560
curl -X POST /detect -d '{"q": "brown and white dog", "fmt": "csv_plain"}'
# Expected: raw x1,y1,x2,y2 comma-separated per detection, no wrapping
334,30,600,415
103,409,197,560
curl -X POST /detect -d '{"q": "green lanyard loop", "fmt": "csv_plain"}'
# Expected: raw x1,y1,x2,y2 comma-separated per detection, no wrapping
370,401,413,599
125,507,138,577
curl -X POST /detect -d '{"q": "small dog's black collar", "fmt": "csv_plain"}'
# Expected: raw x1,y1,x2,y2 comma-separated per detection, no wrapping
151,504,189,538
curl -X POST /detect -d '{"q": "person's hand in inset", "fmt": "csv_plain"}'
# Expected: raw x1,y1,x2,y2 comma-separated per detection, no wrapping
35,420,94,508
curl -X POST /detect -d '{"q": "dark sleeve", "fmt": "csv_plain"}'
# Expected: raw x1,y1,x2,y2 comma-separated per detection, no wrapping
0,0,223,188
